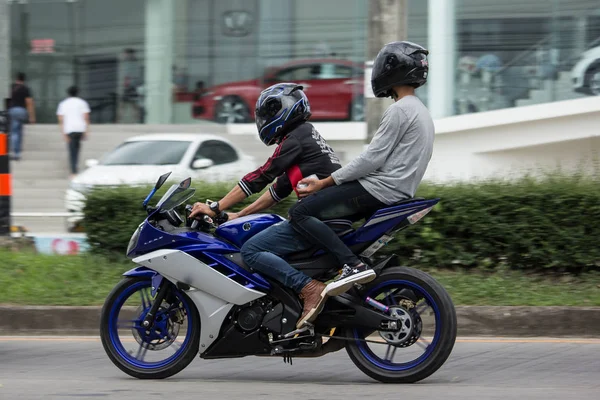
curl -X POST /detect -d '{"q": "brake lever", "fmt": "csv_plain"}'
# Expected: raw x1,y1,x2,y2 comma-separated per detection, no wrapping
184,203,219,230
203,214,219,229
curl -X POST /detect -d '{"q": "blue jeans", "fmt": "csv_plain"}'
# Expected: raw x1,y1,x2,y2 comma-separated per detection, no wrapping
8,107,28,157
289,181,385,267
241,221,312,293
67,132,83,174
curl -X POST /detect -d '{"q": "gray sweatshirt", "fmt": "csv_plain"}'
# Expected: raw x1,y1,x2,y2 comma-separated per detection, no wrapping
331,95,434,205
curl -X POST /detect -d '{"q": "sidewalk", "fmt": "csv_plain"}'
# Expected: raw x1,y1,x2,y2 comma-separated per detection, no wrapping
1,305,598,337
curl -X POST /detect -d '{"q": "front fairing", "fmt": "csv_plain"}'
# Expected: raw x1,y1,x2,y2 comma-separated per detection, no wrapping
127,213,285,258
126,218,238,258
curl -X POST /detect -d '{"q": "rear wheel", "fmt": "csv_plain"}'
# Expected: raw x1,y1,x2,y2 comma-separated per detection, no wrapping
344,266,457,383
214,95,251,123
100,277,200,379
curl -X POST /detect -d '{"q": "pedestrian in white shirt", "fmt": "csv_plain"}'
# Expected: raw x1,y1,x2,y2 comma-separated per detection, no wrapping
57,86,90,179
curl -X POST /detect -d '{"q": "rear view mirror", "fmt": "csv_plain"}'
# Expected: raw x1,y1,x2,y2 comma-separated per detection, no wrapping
143,172,172,210
192,158,214,170
85,159,99,168
155,172,172,190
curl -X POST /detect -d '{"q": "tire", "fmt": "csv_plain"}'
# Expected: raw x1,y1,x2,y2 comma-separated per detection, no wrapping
214,95,251,123
344,266,457,383
100,277,200,379
348,96,365,121
585,67,600,96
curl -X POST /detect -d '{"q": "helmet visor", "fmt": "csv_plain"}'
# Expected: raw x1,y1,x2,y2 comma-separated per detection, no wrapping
255,97,282,130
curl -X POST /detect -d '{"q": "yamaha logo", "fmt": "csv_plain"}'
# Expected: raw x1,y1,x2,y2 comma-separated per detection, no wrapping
222,11,253,37
243,222,252,231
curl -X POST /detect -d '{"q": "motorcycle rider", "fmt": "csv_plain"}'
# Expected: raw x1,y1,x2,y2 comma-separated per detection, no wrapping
288,41,435,325
189,82,342,326
192,41,434,329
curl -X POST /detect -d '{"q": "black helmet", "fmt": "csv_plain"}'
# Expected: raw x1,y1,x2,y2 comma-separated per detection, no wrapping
371,41,429,98
255,83,311,146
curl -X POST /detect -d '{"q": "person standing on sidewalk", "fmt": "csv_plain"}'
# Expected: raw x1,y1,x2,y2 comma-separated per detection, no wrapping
8,72,36,161
117,48,143,123
57,86,91,179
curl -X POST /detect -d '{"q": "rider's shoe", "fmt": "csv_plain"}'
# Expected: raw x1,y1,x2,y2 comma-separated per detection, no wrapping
325,263,376,296
297,279,328,328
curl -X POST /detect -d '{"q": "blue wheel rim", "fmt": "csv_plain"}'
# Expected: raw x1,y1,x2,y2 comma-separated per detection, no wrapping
108,280,193,369
353,279,441,371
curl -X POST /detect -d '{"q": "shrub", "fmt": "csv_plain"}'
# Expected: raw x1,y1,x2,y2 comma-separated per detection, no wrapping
82,175,600,272
82,181,296,256
391,175,600,272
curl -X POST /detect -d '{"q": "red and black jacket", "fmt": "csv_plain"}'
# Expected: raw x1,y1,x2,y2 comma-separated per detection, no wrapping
238,123,341,202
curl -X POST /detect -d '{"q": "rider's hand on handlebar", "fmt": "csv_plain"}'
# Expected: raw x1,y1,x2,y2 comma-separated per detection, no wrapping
190,202,215,219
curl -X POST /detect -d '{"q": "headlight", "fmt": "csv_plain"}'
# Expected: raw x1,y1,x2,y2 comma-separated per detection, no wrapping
126,223,144,256
69,182,93,194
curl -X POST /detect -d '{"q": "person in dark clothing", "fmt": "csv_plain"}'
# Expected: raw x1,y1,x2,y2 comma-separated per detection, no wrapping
8,72,36,160
189,83,341,327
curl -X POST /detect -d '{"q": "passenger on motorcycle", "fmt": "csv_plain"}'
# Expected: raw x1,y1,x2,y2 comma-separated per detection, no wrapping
289,41,435,326
189,83,342,327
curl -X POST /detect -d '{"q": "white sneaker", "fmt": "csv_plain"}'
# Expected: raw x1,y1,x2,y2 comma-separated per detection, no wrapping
325,263,376,296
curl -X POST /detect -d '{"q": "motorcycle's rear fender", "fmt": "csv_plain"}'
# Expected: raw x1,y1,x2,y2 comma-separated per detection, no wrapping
371,254,399,274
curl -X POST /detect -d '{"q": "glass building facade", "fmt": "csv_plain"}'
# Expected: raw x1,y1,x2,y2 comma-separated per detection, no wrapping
3,0,600,124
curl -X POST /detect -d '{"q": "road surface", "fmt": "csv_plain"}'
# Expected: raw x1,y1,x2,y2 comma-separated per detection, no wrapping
0,336,598,400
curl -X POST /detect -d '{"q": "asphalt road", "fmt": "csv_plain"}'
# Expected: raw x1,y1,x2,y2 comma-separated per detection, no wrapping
0,337,598,400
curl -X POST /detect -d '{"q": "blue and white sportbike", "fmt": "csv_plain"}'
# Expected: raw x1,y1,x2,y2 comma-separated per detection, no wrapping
100,173,457,383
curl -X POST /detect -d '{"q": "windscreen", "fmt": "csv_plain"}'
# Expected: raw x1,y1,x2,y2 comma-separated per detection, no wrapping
155,184,196,211
102,141,191,166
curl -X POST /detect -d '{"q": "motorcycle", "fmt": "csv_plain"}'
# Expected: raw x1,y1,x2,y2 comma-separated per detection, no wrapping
100,173,457,383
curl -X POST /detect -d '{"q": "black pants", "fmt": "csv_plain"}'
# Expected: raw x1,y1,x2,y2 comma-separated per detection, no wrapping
67,132,83,174
288,181,385,267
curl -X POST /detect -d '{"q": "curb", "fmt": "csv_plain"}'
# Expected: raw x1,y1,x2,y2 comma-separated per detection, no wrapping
0,306,599,337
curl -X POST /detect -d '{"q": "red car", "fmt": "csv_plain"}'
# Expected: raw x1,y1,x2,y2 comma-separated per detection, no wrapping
192,59,365,124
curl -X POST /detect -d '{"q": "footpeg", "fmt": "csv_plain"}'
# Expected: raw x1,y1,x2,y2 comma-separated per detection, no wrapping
283,323,314,338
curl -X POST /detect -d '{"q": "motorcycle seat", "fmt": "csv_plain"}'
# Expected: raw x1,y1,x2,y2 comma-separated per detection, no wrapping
322,219,354,237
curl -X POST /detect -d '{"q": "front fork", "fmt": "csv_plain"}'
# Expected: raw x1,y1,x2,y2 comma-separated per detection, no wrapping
141,274,168,329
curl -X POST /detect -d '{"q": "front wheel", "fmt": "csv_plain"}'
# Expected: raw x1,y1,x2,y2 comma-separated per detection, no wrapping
344,266,457,383
100,277,200,379
586,68,600,96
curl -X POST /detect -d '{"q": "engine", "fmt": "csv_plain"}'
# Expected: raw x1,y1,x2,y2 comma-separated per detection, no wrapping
231,299,295,337
233,301,270,332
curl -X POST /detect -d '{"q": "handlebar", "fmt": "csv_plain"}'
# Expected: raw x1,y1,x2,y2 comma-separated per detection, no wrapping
184,204,216,230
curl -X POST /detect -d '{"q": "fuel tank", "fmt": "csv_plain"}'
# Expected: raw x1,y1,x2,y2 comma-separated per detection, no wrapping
214,213,286,248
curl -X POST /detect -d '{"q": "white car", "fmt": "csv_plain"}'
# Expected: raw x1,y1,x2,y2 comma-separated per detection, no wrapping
65,133,255,230
571,45,600,95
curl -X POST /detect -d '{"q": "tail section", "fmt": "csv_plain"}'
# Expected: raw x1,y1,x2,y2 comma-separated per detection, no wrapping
342,198,439,255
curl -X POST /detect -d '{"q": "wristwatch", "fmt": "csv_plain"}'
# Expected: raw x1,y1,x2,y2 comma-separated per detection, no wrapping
209,201,220,214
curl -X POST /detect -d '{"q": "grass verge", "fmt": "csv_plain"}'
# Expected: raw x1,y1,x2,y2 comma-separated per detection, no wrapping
0,250,598,306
